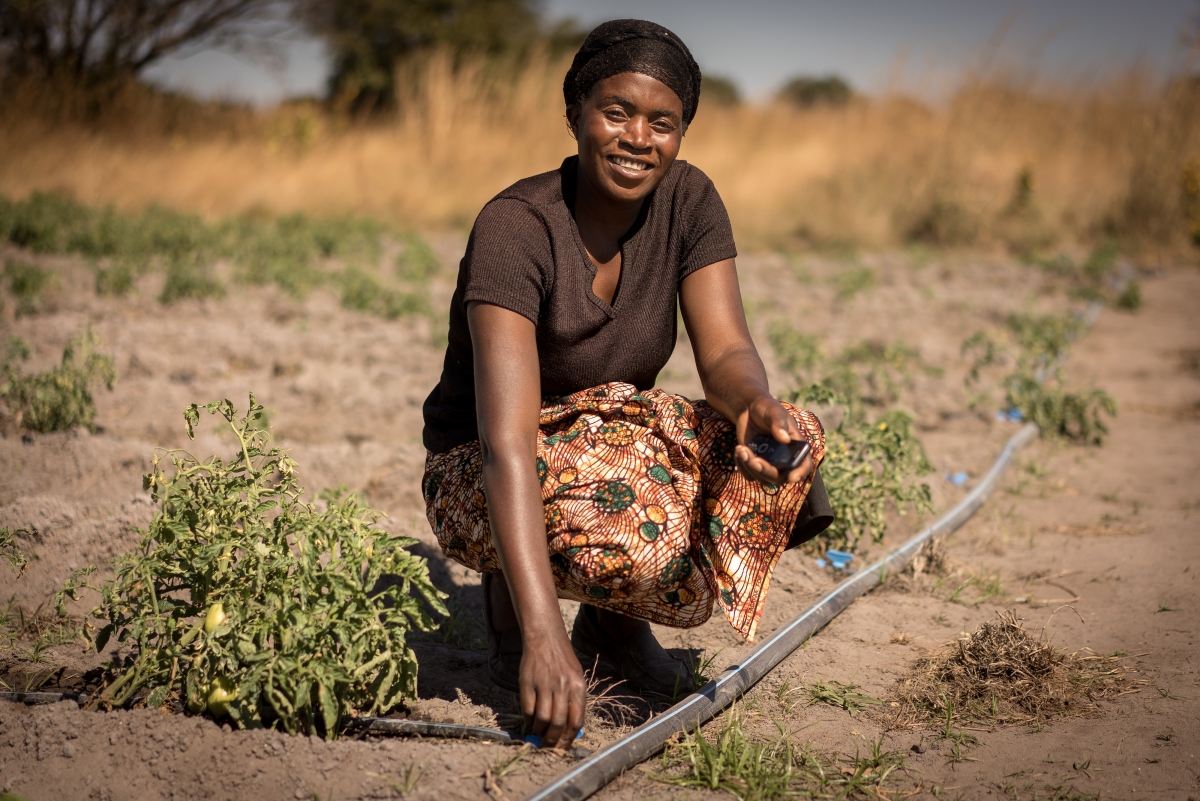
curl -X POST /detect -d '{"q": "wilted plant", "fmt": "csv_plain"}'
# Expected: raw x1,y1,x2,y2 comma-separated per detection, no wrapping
890,611,1137,728
57,395,446,736
0,329,116,433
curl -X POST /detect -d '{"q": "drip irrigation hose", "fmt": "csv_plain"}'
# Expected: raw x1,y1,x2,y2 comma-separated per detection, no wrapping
526,422,1040,801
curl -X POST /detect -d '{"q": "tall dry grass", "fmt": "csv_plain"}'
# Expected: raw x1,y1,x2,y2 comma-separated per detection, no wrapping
2,50,1198,251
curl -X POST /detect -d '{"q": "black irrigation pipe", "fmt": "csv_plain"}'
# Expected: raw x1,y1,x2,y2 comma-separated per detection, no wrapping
526,422,1041,801
0,688,522,743
0,689,522,744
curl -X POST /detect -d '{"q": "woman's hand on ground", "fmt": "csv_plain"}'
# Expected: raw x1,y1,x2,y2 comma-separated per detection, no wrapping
734,394,814,486
519,627,586,751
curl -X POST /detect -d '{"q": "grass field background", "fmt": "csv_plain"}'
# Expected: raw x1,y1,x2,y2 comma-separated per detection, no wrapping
3,49,1198,255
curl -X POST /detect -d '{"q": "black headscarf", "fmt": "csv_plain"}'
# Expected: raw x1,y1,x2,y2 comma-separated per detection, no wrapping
563,20,702,126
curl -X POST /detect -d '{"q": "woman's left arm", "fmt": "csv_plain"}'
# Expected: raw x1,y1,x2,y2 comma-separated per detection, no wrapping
679,258,813,485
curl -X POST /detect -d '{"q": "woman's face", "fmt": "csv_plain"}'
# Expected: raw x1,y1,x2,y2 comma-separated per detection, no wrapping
568,72,684,206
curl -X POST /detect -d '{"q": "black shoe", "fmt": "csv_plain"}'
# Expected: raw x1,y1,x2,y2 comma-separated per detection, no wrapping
570,605,696,698
482,572,522,692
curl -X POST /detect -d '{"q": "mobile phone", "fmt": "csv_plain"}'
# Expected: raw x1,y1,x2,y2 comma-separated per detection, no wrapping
747,433,812,472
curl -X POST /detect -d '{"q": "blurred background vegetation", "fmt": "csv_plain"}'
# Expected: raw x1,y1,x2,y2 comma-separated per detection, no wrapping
1,0,1199,255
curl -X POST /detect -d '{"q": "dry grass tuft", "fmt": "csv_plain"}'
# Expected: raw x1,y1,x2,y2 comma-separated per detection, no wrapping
891,610,1139,728
887,536,952,594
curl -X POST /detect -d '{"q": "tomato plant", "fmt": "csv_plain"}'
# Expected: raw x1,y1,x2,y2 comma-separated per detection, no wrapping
59,395,446,736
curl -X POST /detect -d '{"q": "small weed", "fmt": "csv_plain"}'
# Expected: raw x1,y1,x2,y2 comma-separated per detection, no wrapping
686,647,724,690
1,526,31,577
491,745,531,779
833,266,876,301
656,705,907,800
797,677,883,716
1155,687,1187,701
1154,604,1176,613
943,570,1006,607
0,329,116,433
368,763,424,796
1039,784,1100,801
1115,281,1142,311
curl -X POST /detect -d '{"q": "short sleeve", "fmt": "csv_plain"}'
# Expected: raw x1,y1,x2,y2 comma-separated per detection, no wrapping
678,166,738,282
461,199,553,324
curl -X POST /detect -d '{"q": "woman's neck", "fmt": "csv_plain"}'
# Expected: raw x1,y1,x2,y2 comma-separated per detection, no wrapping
573,160,644,242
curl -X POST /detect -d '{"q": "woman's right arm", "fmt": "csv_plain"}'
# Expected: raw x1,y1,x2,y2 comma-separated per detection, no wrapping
468,301,585,750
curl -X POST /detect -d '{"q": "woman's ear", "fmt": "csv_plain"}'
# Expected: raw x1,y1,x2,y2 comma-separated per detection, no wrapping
565,104,580,140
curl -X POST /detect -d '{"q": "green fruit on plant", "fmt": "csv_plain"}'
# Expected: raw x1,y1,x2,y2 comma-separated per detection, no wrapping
207,676,238,717
204,602,227,633
187,686,207,714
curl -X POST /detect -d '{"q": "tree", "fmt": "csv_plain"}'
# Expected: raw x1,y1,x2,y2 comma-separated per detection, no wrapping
296,0,542,113
777,75,852,109
0,0,279,87
701,74,740,108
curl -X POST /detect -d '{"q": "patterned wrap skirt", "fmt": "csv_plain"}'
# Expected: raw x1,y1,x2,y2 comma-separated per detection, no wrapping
421,382,826,641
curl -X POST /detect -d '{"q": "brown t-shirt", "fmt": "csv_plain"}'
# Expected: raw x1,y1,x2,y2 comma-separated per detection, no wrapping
422,156,738,453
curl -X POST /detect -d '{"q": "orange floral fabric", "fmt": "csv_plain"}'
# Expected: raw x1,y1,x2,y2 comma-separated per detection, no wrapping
421,382,825,641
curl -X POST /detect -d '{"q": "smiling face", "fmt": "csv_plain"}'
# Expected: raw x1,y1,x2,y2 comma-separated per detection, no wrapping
567,71,685,207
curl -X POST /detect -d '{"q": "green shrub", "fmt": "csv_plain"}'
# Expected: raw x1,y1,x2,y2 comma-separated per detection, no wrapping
0,191,93,253
340,266,430,319
58,396,446,736
1026,241,1140,312
159,257,225,303
394,233,440,282
0,329,117,433
963,311,1117,444
3,260,56,316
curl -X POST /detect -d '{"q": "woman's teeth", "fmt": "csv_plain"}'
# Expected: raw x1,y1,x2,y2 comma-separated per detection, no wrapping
612,157,649,171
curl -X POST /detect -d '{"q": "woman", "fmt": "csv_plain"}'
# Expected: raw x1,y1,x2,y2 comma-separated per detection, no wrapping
421,20,831,750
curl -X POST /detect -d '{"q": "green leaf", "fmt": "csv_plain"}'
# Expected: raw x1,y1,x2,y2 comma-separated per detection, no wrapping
318,682,339,737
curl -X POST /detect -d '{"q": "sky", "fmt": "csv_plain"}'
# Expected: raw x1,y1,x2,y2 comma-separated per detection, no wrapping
143,0,1197,106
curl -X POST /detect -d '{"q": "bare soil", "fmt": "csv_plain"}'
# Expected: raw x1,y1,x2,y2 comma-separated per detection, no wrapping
1,244,1197,801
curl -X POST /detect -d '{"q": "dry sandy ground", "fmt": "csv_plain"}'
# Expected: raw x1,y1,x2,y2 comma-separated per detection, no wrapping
0,243,1197,801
